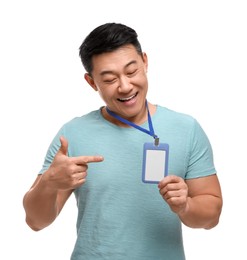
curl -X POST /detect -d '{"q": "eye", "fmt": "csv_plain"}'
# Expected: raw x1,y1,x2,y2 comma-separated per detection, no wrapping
103,78,117,84
127,69,137,77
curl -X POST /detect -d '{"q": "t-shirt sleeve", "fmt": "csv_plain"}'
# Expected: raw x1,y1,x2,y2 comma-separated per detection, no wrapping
185,119,216,179
38,126,65,174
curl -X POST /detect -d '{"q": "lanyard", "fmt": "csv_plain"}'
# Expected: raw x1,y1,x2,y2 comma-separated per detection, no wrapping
105,100,159,146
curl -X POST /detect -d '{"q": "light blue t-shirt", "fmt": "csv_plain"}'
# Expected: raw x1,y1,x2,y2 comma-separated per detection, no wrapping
40,105,216,260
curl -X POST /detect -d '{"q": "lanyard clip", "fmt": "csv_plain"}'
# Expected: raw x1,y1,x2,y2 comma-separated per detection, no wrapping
154,136,159,146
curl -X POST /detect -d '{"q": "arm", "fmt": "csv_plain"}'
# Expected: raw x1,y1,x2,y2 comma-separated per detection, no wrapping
23,136,104,231
158,174,222,229
23,175,73,231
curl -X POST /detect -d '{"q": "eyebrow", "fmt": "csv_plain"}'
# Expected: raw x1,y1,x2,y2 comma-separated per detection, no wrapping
99,60,137,76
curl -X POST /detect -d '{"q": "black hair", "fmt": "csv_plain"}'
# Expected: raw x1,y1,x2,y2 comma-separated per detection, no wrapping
79,23,143,74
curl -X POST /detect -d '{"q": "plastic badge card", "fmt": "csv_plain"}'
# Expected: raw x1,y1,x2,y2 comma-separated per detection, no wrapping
142,142,169,183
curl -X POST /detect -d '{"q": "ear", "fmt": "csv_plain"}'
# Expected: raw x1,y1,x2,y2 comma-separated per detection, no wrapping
142,52,148,73
84,73,98,91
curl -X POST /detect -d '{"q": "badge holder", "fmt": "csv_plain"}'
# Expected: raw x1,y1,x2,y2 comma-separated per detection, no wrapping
142,141,169,184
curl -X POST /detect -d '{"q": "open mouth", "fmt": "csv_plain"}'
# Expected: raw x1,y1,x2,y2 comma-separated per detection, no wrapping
117,92,138,102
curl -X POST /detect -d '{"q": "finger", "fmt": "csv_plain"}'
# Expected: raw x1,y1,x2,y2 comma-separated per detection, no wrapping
159,182,185,196
73,155,104,165
72,172,88,189
74,164,88,173
158,175,181,188
165,183,182,192
163,190,183,200
73,171,87,180
57,136,68,156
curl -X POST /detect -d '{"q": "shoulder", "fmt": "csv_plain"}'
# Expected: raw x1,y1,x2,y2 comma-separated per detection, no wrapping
64,109,102,127
56,108,104,138
155,105,198,129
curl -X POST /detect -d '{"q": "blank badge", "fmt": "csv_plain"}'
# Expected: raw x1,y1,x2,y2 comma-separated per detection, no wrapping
142,142,169,183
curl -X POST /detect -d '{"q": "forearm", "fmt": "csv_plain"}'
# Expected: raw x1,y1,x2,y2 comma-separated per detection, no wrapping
23,175,59,231
178,195,222,229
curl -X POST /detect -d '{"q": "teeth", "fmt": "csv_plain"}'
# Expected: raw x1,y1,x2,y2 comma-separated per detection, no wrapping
119,94,136,101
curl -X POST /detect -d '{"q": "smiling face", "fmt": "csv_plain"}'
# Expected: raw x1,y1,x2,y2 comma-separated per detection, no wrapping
85,44,149,126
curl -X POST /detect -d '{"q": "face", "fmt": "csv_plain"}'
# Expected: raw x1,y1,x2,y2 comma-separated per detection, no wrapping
85,44,149,125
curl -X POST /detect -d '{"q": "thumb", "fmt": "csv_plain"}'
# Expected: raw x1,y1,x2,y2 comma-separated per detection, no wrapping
58,136,68,155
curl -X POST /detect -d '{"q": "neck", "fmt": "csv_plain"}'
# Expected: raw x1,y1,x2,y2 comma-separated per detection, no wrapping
101,102,156,127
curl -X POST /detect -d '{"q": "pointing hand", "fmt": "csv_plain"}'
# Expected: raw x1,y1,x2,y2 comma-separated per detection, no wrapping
43,136,104,191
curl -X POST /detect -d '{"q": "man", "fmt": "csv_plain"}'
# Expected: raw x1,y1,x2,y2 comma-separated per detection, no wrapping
23,23,223,259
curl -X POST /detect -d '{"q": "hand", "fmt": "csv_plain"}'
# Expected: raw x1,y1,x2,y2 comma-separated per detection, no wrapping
42,136,104,191
158,175,189,215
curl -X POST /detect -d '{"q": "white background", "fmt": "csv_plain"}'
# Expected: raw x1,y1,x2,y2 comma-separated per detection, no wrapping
0,0,246,259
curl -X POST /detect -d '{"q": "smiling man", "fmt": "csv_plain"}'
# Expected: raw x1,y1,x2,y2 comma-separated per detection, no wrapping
23,23,223,260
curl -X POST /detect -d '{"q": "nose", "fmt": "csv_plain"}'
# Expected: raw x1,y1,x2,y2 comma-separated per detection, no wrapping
118,76,133,93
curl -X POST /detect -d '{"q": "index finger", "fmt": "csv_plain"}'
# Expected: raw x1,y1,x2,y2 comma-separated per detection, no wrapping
158,175,182,188
73,155,104,165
